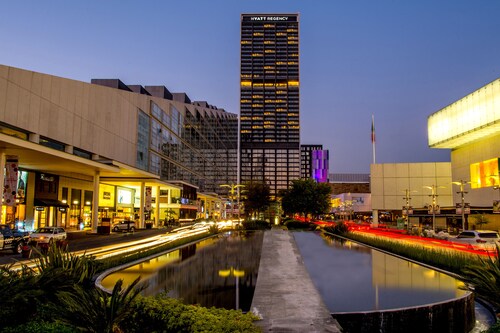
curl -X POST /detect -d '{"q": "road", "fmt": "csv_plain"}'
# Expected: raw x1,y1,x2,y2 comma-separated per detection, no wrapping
0,227,170,266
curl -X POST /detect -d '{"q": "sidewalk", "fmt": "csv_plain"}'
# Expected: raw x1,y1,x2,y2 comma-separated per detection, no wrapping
251,229,342,333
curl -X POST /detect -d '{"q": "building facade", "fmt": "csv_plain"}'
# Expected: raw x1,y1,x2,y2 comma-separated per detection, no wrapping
427,77,500,231
0,65,237,230
300,144,321,179
239,14,300,197
370,162,453,229
311,149,329,183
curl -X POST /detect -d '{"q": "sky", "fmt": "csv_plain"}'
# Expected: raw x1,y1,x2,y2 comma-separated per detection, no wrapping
2,1,500,173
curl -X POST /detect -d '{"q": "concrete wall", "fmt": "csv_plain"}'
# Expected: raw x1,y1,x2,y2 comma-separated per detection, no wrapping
371,162,453,211
333,292,475,333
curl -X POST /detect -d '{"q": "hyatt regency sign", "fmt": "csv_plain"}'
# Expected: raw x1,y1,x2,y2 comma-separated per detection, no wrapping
243,15,297,22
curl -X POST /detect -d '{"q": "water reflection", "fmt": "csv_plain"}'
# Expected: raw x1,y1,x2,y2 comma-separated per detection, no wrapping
100,231,264,311
294,231,467,313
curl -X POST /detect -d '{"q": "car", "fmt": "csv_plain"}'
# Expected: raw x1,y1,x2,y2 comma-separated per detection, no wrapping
0,224,30,254
112,220,135,232
449,230,500,250
29,226,67,246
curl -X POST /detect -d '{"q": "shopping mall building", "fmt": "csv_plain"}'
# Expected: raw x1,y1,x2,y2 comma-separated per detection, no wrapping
0,65,238,232
372,78,500,232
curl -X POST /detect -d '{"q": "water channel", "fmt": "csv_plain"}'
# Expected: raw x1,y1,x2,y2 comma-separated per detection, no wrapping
294,231,467,312
99,231,263,311
98,230,493,331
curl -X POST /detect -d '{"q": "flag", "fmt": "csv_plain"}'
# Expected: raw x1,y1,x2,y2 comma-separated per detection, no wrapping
371,115,375,144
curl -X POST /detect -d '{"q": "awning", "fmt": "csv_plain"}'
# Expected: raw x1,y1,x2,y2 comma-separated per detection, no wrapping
34,199,69,208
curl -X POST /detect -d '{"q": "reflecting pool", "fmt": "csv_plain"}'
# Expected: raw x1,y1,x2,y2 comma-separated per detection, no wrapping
99,231,263,311
293,231,468,313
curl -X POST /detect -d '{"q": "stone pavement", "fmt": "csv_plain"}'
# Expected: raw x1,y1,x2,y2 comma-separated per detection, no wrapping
250,229,342,333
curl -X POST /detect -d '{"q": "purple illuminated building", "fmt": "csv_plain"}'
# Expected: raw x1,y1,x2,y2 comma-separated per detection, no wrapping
312,150,329,183
300,144,329,182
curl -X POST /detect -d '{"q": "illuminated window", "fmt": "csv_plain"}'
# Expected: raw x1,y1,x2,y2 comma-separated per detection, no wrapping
241,81,252,87
470,158,500,188
253,32,264,36
265,49,275,53
288,80,299,87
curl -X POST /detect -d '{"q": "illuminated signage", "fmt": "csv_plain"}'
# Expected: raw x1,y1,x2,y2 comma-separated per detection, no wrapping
470,158,499,189
99,184,115,207
250,16,288,21
117,188,133,205
243,15,297,22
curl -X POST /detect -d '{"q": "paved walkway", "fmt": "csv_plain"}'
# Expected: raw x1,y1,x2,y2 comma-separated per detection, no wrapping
251,229,342,333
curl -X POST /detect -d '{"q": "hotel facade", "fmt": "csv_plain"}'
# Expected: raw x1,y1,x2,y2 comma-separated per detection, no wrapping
239,14,300,197
0,65,237,231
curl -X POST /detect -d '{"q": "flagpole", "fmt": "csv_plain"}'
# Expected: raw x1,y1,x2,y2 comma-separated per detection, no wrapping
371,114,376,164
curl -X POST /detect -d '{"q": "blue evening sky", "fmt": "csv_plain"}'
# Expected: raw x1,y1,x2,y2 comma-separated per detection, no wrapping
2,1,500,173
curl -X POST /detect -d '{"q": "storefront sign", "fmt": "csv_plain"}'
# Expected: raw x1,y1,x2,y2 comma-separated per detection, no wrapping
99,184,115,207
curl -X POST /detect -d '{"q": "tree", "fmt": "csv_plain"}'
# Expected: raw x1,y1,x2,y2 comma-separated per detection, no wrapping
241,181,271,218
471,214,489,229
280,179,331,219
164,208,178,223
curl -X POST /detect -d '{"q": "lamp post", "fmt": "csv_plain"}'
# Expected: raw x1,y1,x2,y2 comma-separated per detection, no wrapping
424,185,440,231
402,189,416,231
452,180,469,231
220,184,245,221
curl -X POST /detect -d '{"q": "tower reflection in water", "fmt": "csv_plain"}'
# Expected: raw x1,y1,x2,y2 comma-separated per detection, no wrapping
100,231,264,311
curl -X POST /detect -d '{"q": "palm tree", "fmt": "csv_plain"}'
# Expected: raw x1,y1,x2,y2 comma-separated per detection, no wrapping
164,208,178,225
460,246,500,310
54,277,145,333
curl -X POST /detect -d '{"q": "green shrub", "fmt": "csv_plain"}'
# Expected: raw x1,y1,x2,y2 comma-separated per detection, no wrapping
284,220,316,230
120,294,261,333
460,245,500,310
242,219,271,230
208,223,220,234
323,221,349,235
0,321,74,333
325,231,481,275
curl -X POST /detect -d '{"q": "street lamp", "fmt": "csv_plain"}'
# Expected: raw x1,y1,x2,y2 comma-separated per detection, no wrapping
402,189,417,231
220,183,245,221
452,180,469,231
423,185,445,231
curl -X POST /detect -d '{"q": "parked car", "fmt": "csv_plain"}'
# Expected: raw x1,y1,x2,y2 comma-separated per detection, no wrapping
0,224,30,254
29,226,67,246
112,220,135,232
449,230,500,250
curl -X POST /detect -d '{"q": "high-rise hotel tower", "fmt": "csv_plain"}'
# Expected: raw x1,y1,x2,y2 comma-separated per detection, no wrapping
239,14,300,197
